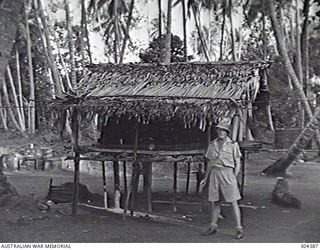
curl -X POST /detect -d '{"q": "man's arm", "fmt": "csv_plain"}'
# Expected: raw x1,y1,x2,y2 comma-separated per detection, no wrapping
233,143,242,177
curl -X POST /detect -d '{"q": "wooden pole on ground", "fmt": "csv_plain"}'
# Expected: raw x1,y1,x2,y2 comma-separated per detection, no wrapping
173,162,178,212
72,108,80,215
102,161,108,208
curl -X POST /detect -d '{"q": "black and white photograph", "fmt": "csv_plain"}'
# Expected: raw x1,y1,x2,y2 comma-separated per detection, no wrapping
0,0,320,247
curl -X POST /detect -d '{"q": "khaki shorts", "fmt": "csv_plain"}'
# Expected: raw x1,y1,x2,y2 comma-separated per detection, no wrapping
208,166,241,203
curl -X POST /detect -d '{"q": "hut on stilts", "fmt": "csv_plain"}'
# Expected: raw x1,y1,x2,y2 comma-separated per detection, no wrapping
50,61,269,216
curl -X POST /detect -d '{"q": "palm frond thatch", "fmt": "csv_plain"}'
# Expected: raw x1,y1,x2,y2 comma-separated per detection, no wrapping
52,61,269,129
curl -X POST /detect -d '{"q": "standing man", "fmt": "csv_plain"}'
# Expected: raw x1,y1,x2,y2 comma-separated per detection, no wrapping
200,118,243,239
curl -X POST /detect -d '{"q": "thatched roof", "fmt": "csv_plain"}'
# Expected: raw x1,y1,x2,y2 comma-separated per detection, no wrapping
54,61,269,129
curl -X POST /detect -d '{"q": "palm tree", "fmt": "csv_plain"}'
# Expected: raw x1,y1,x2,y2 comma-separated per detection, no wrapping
267,0,320,150
119,0,135,64
158,0,162,38
25,0,35,134
0,0,22,205
64,0,76,90
35,0,64,96
262,107,320,175
0,0,24,88
187,0,210,61
164,0,173,63
173,0,188,61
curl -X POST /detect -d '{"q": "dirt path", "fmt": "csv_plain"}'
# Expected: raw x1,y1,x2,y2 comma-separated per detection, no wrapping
1,152,320,243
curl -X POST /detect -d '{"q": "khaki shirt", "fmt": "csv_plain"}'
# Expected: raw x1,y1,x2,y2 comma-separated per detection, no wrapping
205,137,242,168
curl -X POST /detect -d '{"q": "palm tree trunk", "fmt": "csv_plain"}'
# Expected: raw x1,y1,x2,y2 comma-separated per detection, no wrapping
219,0,227,60
64,0,76,89
0,0,24,90
158,0,162,38
301,0,311,107
36,0,64,96
25,0,35,134
228,0,236,61
267,0,320,151
295,0,304,129
164,0,173,64
192,5,209,61
0,94,8,131
113,0,119,64
7,66,25,132
80,0,86,67
16,50,25,126
119,0,135,64
182,0,188,61
83,0,92,64
261,107,320,175
1,79,23,133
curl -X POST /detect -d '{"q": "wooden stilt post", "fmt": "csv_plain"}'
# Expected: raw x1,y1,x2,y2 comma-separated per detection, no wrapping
185,162,191,194
173,162,178,212
143,162,152,212
123,161,127,196
196,163,203,193
131,164,140,215
113,161,120,191
102,161,108,209
123,122,139,220
113,160,120,208
72,108,80,215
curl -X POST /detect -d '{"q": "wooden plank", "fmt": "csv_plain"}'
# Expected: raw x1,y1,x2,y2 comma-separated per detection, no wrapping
78,146,205,156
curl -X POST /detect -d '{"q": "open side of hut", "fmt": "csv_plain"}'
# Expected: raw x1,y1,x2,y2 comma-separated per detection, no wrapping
51,61,269,215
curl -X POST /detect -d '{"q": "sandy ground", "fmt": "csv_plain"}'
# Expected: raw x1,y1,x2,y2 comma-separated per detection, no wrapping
1,151,320,243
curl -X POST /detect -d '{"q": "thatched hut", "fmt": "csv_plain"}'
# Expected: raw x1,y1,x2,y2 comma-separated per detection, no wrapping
51,61,269,215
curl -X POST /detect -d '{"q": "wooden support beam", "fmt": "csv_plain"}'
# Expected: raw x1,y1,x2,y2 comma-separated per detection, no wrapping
102,161,108,208
173,162,178,212
185,162,191,194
